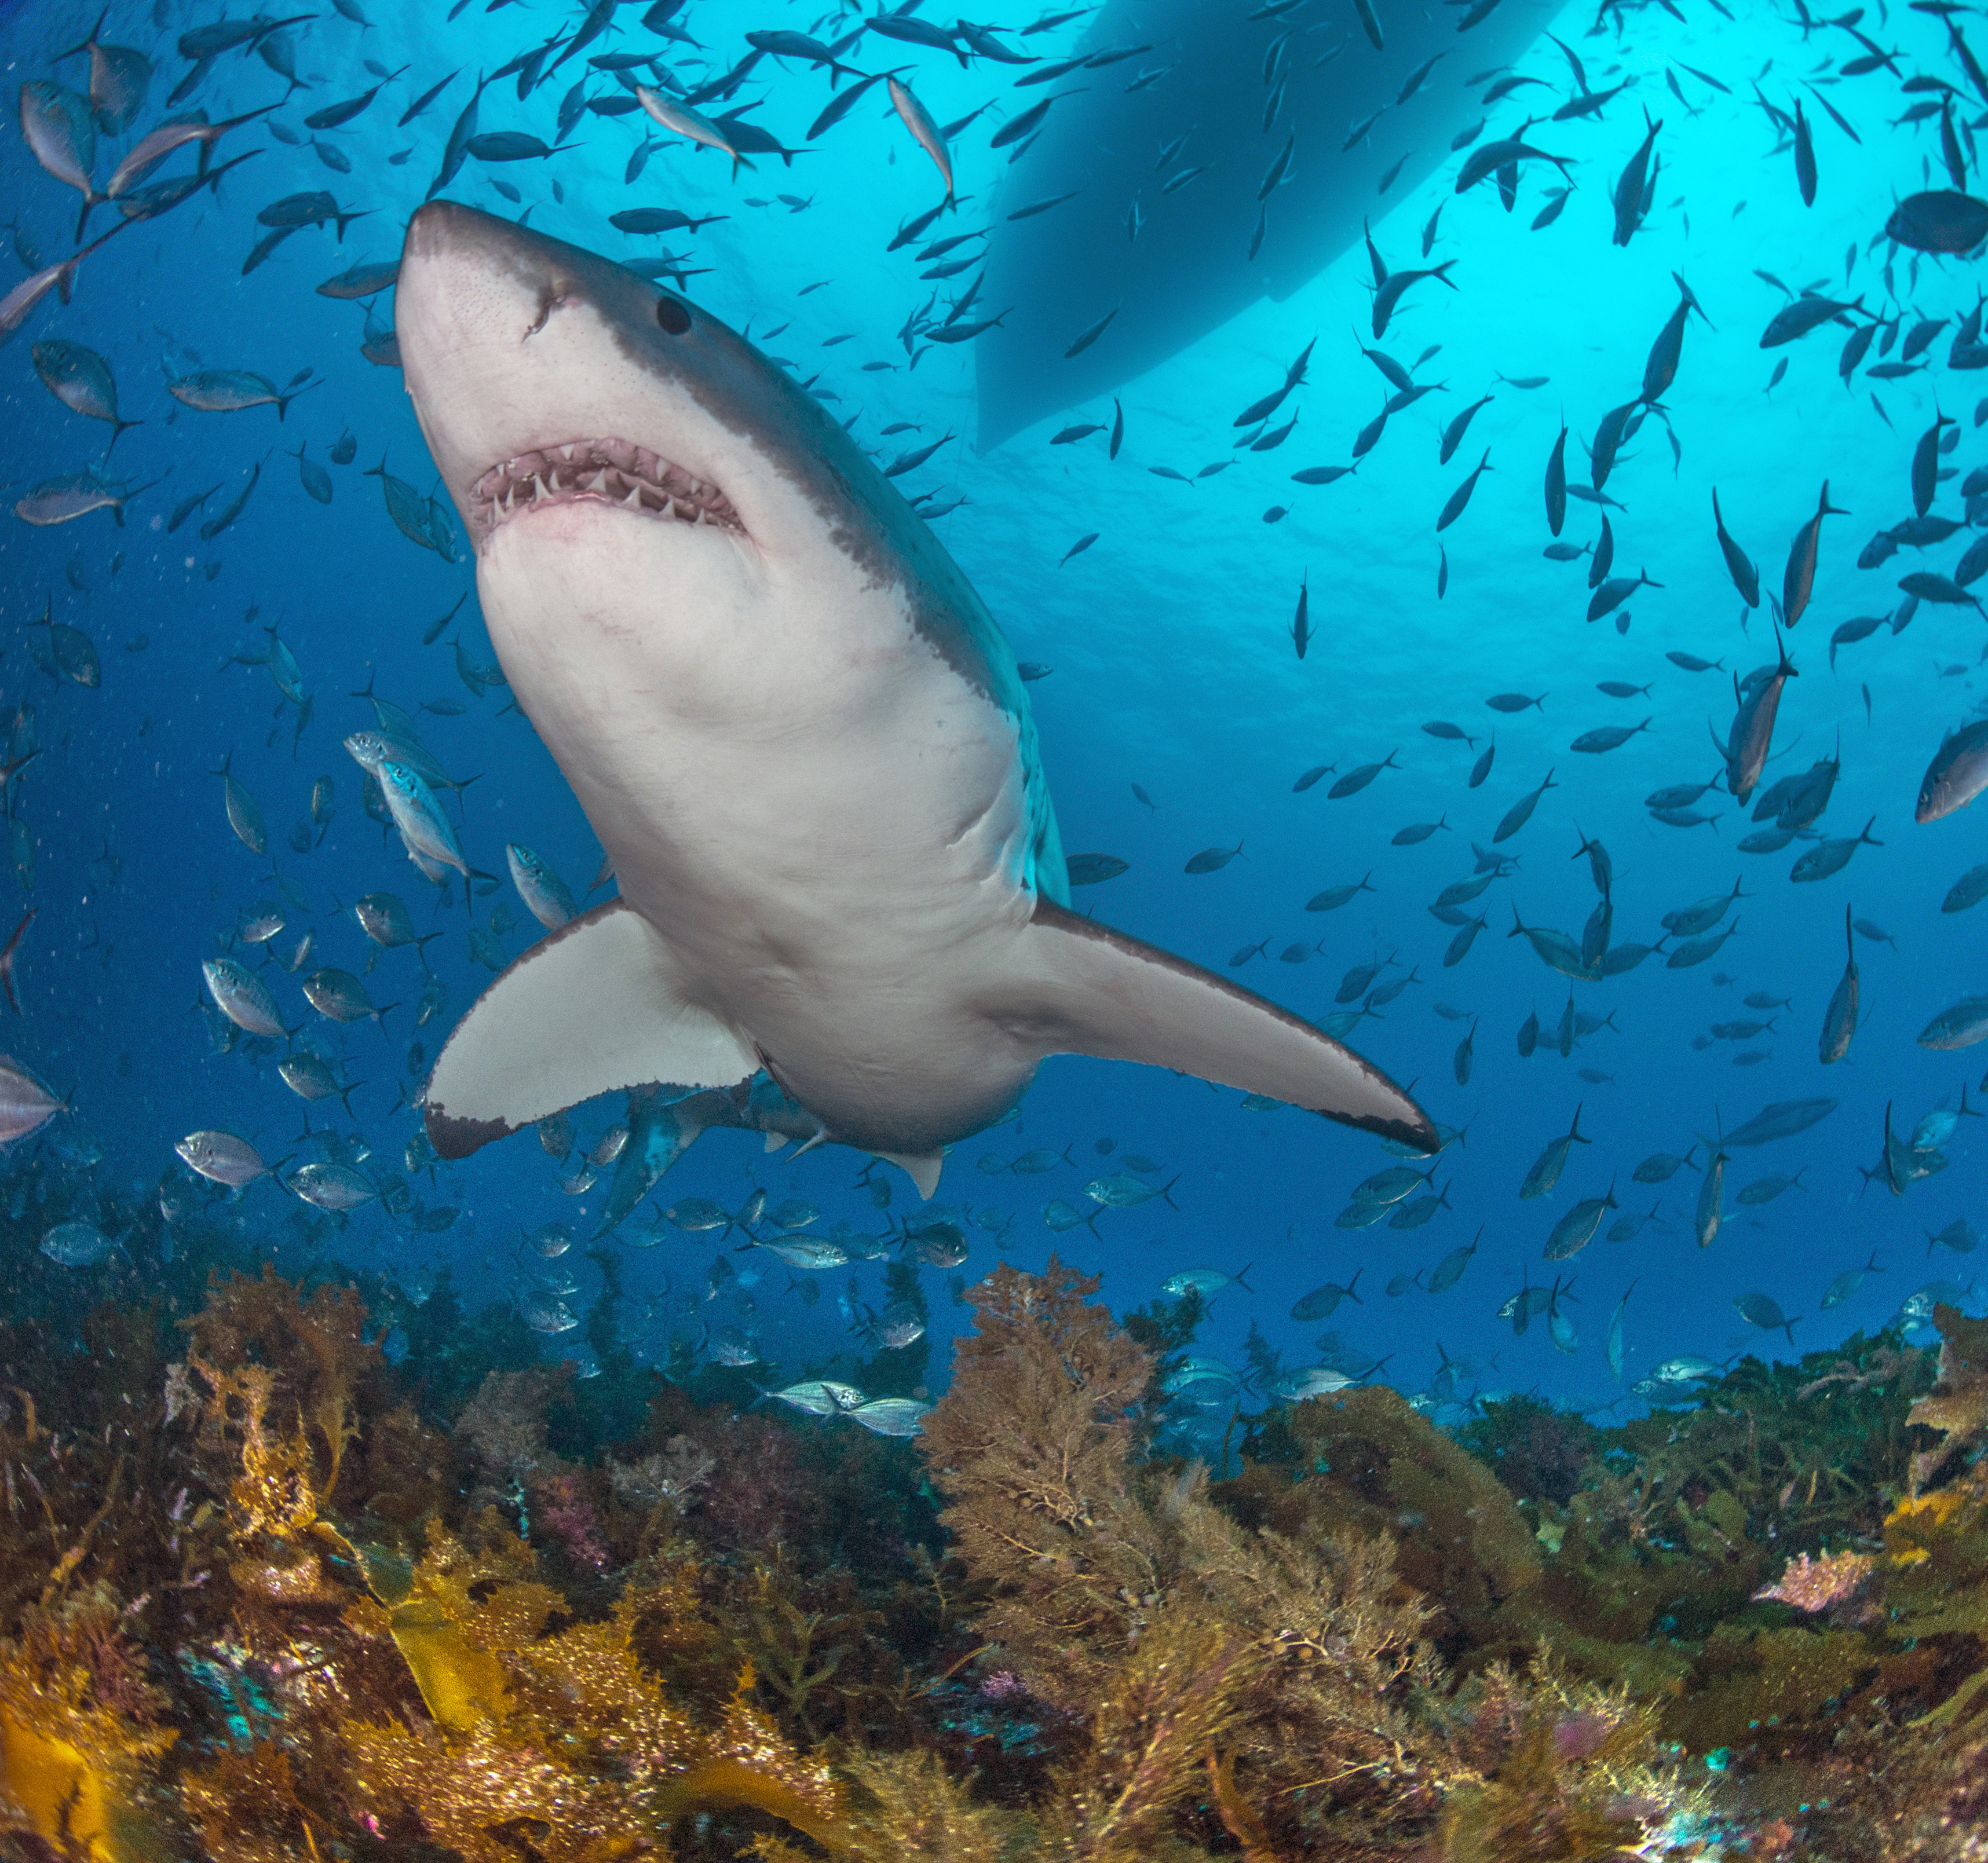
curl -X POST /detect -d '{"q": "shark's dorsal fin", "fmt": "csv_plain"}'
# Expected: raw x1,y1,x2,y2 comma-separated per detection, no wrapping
423,898,758,1159
1011,901,1436,1152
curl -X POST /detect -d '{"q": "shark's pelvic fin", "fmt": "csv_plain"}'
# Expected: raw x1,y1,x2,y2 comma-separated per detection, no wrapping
1012,901,1438,1152
423,897,758,1159
875,1148,945,1198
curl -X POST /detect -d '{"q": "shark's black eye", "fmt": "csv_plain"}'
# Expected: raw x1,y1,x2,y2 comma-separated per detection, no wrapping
655,295,692,335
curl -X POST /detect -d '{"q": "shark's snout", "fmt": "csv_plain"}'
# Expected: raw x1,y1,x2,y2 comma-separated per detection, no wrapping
397,203,772,575
404,199,553,290
399,200,568,360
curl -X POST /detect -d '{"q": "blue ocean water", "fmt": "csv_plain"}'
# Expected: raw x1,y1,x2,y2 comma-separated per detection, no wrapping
0,0,1980,1429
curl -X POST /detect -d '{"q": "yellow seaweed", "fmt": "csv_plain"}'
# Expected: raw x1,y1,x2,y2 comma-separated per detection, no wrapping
0,1710,116,1861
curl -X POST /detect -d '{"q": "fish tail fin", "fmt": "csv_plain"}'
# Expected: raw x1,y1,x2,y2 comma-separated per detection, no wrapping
56,4,108,57
104,417,143,458
1233,1260,1255,1293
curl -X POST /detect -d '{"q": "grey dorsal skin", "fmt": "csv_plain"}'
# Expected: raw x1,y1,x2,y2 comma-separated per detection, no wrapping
394,202,1434,1195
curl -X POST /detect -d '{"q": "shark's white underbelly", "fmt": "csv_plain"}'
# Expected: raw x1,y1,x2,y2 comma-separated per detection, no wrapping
478,515,1042,1148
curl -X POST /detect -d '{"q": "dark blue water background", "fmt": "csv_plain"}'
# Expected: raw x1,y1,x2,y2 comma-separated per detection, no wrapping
0,0,1980,1429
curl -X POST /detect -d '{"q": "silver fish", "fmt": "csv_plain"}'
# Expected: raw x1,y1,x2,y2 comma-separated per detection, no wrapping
1694,1147,1726,1248
41,1219,116,1266
844,1396,930,1436
176,1129,274,1187
507,843,576,929
1820,1252,1883,1308
202,957,286,1038
1720,631,1797,803
303,967,392,1026
31,337,140,451
285,1160,379,1210
1544,1183,1617,1261
378,758,466,873
167,367,306,419
0,1057,64,1141
20,80,101,232
1733,1291,1799,1344
1519,1103,1588,1199
769,1378,867,1416
277,1053,360,1111
1920,997,1988,1051
1268,1366,1355,1401
14,470,152,526
1917,719,1988,823
1818,903,1859,1064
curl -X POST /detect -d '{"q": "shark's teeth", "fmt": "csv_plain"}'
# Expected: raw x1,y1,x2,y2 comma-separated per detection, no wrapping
469,436,744,546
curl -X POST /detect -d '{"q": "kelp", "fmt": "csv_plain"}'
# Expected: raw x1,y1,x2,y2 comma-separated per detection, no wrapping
918,1260,1706,1860
0,1588,176,1863
1227,1382,1547,1663
1591,1331,1931,1557
1905,1302,1988,1495
343,1585,860,1862
917,1256,1165,1708
180,1267,378,1517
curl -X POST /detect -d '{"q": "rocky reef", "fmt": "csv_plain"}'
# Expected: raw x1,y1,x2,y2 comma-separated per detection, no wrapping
2,1205,1985,1861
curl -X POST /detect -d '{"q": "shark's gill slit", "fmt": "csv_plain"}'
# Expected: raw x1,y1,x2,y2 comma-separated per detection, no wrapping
467,437,743,546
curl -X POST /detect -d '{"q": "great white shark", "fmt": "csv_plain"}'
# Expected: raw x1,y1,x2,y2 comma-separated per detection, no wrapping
394,202,1434,1197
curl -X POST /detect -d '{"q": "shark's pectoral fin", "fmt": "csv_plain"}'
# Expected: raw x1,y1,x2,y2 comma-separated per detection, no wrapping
423,898,758,1160
875,1148,944,1198
1009,901,1437,1152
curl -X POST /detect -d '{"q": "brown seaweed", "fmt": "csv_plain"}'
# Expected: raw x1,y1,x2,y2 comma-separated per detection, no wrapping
10,1238,1988,1862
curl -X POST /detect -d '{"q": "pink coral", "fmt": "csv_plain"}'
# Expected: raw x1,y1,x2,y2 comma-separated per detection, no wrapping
533,1471,609,1572
1752,1549,1876,1620
978,1669,1028,1701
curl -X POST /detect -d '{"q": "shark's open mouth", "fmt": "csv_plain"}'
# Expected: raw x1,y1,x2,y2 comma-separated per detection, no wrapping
468,438,744,546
